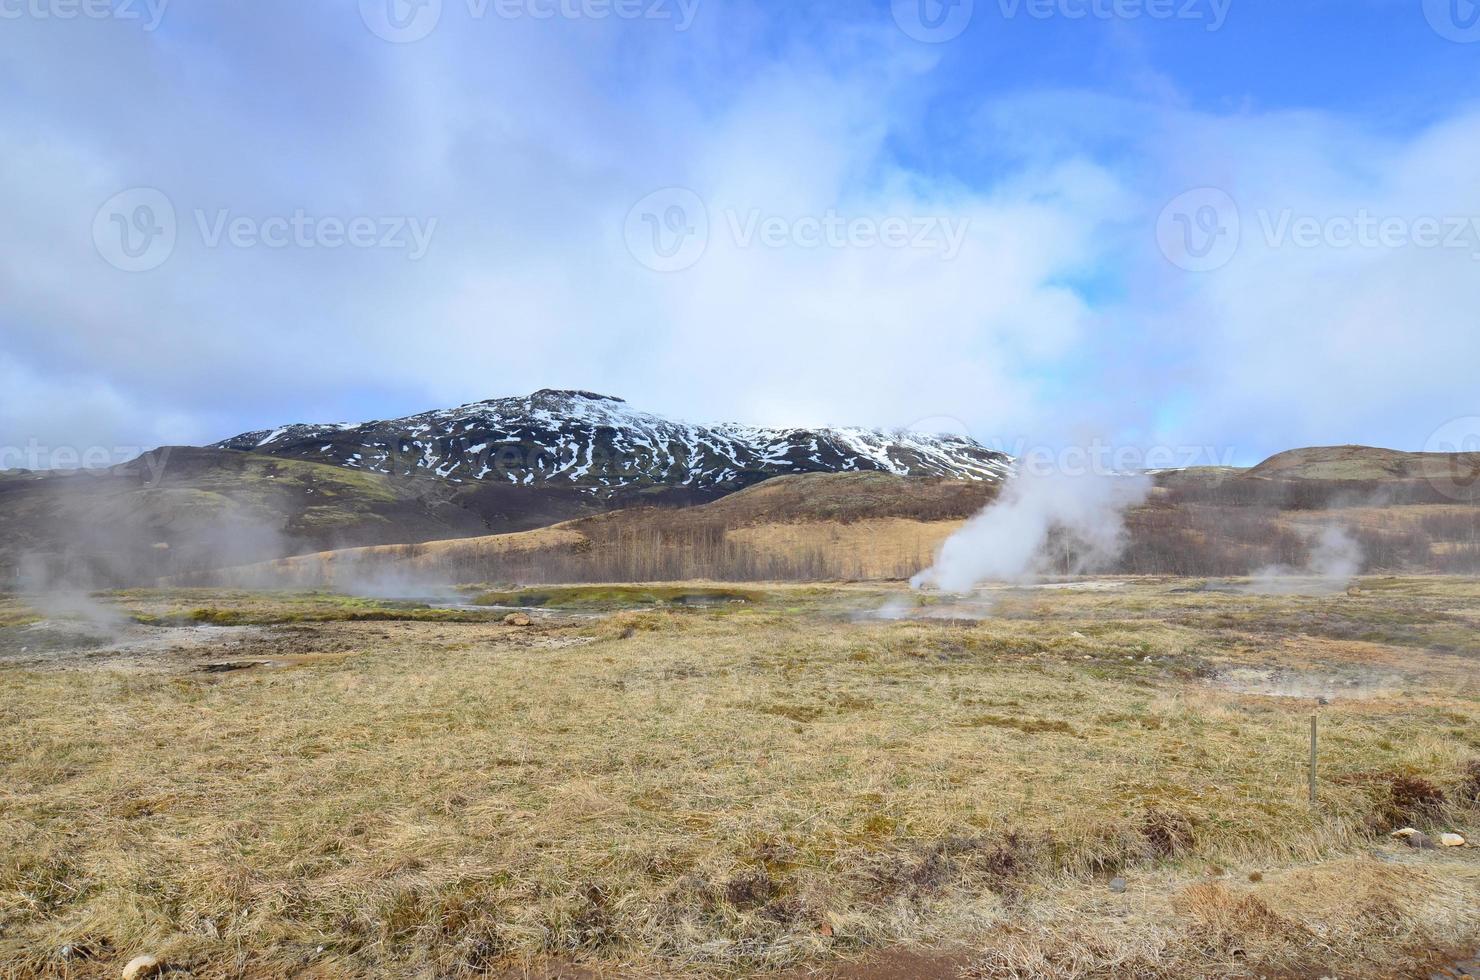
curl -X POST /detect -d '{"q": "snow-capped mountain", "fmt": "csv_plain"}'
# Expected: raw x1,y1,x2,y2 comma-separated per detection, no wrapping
214,389,1011,500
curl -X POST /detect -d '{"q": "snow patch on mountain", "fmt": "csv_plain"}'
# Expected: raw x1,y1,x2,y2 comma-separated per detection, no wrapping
214,390,1013,498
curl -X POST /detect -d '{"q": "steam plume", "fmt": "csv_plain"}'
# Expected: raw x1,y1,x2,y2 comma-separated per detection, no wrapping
911,468,1152,593
1246,524,1364,594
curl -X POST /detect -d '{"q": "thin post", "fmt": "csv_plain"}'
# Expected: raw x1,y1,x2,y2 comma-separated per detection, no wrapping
1308,711,1319,805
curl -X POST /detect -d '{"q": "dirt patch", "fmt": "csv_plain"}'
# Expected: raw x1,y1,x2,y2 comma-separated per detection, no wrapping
198,652,356,674
1388,774,1448,825
0,621,268,672
723,870,780,909
473,585,763,611
1208,665,1407,701
963,714,1075,735
1461,760,1480,804
1142,809,1196,859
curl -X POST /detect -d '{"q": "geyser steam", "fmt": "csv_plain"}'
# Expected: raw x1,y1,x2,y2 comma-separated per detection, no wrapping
911,469,1152,593
1246,524,1364,594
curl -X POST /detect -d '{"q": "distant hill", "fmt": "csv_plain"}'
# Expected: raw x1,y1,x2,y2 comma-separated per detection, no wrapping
0,448,491,585
2,392,1012,587
9,417,1480,588
1247,445,1480,484
207,450,1480,588
213,389,1012,501
193,472,999,588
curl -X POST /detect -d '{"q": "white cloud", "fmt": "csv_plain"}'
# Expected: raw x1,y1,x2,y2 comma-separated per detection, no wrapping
1,6,1477,466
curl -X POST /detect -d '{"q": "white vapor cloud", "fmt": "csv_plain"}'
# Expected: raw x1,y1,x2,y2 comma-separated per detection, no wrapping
911,469,1152,593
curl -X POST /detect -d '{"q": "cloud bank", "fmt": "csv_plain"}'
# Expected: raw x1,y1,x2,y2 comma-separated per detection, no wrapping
2,3,1477,464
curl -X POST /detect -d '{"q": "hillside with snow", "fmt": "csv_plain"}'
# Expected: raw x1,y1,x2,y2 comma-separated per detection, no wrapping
214,389,1013,500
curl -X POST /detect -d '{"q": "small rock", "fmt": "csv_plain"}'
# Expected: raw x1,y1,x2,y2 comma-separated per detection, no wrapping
1108,877,1127,893
122,955,163,979
1390,828,1437,849
503,613,532,627
1440,833,1467,848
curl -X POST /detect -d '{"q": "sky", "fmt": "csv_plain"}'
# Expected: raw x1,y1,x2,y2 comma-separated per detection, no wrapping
2,0,1479,470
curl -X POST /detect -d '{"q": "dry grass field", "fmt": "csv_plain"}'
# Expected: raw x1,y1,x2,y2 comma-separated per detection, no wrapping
2,579,1478,978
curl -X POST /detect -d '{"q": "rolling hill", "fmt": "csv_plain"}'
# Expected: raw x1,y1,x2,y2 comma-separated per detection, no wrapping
0,448,494,585
206,451,1480,588
2,393,1012,586
9,383,1479,591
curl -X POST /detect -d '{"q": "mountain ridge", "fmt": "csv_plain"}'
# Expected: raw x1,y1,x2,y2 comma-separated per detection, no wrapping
211,389,1014,500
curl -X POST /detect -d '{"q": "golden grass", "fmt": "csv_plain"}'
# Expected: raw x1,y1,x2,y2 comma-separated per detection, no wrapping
1,579,1477,978
727,519,964,581
210,525,589,589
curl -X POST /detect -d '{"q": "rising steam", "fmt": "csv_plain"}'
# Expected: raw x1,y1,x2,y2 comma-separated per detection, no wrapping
911,469,1152,593
14,554,129,638
1245,524,1364,594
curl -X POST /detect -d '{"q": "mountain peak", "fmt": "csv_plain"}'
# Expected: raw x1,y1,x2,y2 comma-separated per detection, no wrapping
529,389,625,404
213,392,1012,499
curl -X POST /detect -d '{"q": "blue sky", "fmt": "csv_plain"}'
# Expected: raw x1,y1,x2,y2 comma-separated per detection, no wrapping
2,0,1478,468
